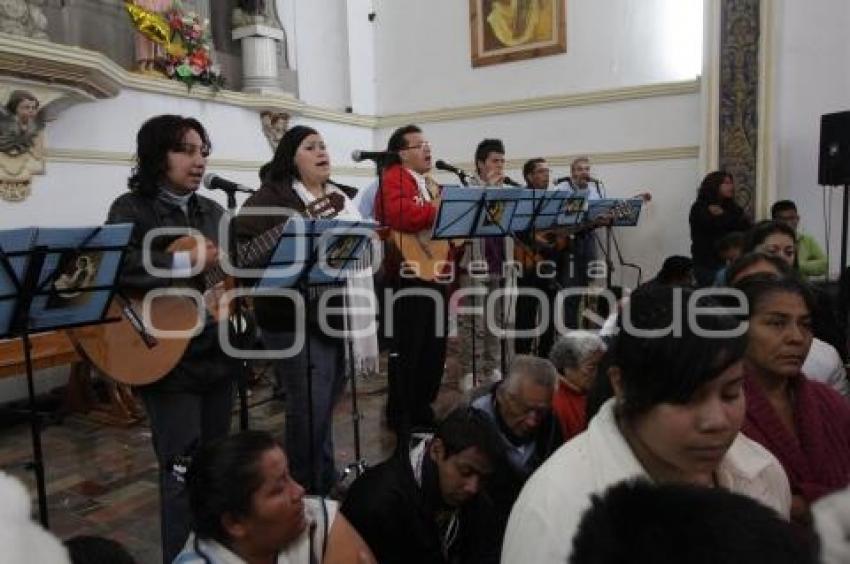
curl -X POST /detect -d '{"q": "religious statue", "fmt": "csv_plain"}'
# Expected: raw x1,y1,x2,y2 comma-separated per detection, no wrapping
260,111,289,150
131,0,173,73
232,0,271,27
0,0,48,40
0,89,51,202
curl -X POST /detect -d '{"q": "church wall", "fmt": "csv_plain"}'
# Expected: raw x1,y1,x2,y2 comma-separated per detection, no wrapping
769,0,850,277
373,0,703,115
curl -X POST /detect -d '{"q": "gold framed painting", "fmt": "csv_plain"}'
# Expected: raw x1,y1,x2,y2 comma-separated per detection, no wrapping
470,0,566,68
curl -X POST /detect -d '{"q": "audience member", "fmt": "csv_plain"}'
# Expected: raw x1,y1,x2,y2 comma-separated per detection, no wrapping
548,332,608,442
689,170,752,286
813,485,850,564
727,255,849,396
735,275,850,525
772,200,827,278
342,408,503,564
569,480,815,564
469,355,563,531
501,285,790,564
0,472,69,564
744,220,797,268
713,231,746,285
65,536,136,564
174,431,374,564
640,255,694,289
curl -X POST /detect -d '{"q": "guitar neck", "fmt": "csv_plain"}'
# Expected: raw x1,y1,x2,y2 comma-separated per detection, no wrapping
200,221,288,289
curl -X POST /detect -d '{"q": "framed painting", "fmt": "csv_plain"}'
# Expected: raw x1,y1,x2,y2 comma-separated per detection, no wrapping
469,0,567,68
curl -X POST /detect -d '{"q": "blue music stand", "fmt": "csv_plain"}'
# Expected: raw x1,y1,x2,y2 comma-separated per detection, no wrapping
0,224,132,527
253,217,375,492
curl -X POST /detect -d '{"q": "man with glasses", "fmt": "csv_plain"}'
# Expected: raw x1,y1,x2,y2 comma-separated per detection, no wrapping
469,355,562,537
771,199,827,279
374,124,448,433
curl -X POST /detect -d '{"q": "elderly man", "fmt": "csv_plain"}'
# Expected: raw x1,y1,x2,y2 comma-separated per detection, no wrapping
470,355,562,537
548,331,607,442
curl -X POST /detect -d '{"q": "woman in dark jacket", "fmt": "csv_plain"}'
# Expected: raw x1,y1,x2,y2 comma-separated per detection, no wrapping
235,125,360,496
689,171,752,286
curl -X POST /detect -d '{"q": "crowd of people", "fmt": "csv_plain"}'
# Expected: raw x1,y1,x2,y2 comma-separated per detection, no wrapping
9,113,850,564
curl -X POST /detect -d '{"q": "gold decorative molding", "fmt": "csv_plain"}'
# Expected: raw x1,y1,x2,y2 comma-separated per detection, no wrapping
376,80,701,128
47,146,699,178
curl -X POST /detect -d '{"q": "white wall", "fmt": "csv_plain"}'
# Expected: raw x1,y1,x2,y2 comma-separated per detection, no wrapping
290,0,352,110
373,0,702,114
770,0,850,278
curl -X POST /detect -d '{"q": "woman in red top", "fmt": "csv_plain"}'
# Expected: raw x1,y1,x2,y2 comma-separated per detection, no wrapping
548,331,607,442
736,274,850,525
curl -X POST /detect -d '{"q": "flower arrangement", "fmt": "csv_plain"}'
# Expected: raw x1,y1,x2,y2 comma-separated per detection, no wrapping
159,3,224,90
125,1,224,90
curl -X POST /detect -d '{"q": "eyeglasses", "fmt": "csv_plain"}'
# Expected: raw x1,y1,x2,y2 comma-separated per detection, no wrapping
403,142,431,151
503,392,549,419
174,142,211,158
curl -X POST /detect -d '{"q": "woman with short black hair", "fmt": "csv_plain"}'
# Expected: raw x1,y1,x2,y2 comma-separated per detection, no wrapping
174,431,374,563
502,285,789,563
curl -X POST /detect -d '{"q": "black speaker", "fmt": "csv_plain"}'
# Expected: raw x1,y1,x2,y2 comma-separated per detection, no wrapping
819,111,850,186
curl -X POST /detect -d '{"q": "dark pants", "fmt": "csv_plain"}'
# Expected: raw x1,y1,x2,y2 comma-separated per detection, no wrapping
388,279,447,431
140,381,233,564
264,330,346,496
514,274,556,358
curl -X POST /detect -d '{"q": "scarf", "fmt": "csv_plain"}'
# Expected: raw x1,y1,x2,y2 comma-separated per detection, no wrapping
292,181,380,375
742,368,850,503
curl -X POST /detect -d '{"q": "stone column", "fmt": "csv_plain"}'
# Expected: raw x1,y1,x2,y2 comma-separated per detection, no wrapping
232,24,285,94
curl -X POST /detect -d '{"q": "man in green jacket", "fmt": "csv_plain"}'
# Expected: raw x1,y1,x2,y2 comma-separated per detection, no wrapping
772,200,827,278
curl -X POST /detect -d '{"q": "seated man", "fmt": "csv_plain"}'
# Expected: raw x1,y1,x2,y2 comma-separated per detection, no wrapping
772,199,827,278
570,480,814,564
469,355,562,529
341,408,503,564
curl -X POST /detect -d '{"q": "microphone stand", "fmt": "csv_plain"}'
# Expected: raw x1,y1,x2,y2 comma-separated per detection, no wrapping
219,184,256,431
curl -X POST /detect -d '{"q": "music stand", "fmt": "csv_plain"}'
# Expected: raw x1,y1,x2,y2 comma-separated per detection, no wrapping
0,224,132,527
433,188,584,381
256,217,375,491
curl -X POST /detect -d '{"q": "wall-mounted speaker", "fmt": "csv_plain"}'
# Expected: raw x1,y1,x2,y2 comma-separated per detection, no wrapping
819,111,850,186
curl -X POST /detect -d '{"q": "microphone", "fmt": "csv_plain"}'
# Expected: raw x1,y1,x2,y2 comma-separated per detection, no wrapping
503,176,520,187
202,172,255,194
435,159,469,180
351,149,396,163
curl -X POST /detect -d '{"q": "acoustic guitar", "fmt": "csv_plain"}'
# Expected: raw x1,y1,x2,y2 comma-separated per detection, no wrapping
67,194,346,386
513,192,652,271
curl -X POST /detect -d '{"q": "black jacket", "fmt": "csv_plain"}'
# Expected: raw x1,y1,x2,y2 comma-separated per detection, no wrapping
469,382,563,536
341,438,500,564
106,190,233,393
234,179,357,334
689,197,751,269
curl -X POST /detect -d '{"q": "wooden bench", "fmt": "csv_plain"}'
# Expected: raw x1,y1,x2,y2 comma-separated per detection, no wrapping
0,332,143,426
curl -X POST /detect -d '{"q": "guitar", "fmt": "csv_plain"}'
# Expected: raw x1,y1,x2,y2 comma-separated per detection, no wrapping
67,193,347,386
513,192,651,270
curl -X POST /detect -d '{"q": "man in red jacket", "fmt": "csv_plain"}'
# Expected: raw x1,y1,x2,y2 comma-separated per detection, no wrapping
375,124,447,432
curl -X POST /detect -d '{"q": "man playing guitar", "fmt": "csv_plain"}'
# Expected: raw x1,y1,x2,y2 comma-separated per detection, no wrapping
374,124,448,433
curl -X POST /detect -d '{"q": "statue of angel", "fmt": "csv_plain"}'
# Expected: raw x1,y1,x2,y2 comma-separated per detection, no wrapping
0,90,51,157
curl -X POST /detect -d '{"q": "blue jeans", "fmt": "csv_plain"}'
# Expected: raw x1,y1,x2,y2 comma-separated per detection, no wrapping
263,330,346,495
